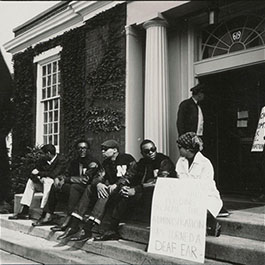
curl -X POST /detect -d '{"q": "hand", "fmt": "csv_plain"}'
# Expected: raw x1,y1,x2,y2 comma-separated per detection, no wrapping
39,177,45,184
108,184,117,194
81,176,89,185
54,177,60,188
32,169,39,175
143,180,156,188
97,183,109,198
120,186,135,198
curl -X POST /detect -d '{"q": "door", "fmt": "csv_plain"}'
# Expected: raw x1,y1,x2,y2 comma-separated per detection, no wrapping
200,63,265,194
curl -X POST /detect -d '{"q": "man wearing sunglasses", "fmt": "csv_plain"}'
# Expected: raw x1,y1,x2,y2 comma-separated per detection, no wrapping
94,139,177,241
59,139,136,242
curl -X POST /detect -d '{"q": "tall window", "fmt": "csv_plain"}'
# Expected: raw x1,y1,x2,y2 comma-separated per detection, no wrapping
34,46,62,151
41,60,60,147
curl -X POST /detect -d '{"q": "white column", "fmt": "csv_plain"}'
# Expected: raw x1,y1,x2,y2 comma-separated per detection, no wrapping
125,25,144,160
143,17,169,154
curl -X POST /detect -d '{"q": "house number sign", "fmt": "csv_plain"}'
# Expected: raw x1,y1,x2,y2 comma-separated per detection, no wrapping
232,30,241,41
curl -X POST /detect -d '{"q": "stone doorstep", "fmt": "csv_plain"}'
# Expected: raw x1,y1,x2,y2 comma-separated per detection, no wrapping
0,226,127,265
0,217,233,265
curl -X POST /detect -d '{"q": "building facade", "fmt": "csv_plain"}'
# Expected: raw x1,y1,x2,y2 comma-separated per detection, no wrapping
5,1,265,195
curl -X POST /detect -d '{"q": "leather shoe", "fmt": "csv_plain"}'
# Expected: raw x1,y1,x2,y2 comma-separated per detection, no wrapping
32,218,54,227
57,227,79,240
8,213,30,220
93,231,120,241
70,228,92,242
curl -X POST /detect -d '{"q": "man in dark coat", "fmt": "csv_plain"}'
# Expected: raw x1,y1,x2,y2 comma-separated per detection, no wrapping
176,83,205,137
94,139,177,241
57,139,135,242
32,139,101,226
9,144,66,219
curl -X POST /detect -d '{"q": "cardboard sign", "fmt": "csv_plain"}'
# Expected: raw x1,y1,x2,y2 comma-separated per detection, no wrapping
252,106,265,152
148,178,207,263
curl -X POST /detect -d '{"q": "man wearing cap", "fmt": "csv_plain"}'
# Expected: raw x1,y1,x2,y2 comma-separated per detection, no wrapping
177,83,205,137
94,139,177,241
58,139,135,242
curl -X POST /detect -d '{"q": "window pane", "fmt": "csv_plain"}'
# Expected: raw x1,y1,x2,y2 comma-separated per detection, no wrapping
53,62,57,72
42,77,46,87
44,112,47,123
44,102,48,111
54,135,58,145
54,99,58,109
49,124,53,134
52,85,56,96
42,89,46,99
48,64,51,74
47,87,51,98
47,75,51,86
42,66,46,76
49,112,53,122
52,74,57,84
54,122,58,133
44,124,47,134
49,135,52,143
49,101,53,110
44,136,47,144
54,110,58,121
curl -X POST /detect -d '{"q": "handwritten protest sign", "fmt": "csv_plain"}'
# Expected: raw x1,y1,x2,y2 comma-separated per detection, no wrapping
148,178,207,263
252,106,265,152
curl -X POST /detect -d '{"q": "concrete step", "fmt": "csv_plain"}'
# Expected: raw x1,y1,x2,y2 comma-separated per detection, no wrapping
0,215,232,265
219,208,265,241
0,226,127,265
0,249,41,264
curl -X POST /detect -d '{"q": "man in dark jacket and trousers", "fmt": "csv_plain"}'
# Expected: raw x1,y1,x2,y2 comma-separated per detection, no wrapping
9,144,66,220
94,139,177,241
177,83,205,137
33,139,101,226
57,139,136,242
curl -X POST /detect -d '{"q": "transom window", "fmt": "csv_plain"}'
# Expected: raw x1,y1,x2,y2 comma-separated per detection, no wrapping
41,60,60,147
201,15,265,60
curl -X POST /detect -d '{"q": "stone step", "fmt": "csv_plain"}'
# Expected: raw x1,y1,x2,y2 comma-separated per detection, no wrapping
0,249,41,264
0,226,127,265
0,215,232,265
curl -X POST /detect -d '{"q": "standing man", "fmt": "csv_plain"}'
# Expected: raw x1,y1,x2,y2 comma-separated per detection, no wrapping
94,139,177,241
9,144,66,220
177,83,205,137
57,139,136,242
33,139,100,226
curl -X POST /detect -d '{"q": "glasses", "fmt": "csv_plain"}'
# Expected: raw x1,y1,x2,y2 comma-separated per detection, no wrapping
101,147,111,152
142,147,156,155
78,147,88,150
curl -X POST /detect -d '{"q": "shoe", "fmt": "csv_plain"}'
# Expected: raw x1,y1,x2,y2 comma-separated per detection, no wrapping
32,218,54,227
217,207,230,218
57,227,79,240
93,231,120,241
70,228,92,242
207,222,221,237
8,213,30,220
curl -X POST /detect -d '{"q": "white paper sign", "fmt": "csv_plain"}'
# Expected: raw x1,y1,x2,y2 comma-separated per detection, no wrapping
252,106,265,152
148,178,207,264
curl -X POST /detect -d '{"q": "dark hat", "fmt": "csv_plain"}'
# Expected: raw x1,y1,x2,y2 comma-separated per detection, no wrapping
190,83,205,94
101,139,119,149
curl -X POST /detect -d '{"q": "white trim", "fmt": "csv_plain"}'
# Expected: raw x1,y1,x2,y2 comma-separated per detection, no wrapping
194,46,265,76
4,1,125,55
34,46,62,63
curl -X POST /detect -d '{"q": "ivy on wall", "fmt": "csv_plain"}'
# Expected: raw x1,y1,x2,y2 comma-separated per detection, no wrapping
11,3,126,195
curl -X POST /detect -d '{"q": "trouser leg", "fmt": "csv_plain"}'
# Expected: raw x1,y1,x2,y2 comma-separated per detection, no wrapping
67,183,86,215
20,178,36,207
40,177,54,209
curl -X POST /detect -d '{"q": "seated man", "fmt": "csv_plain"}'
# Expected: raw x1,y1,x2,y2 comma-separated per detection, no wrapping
175,132,223,236
57,139,136,242
94,139,177,241
32,139,100,226
9,144,66,220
